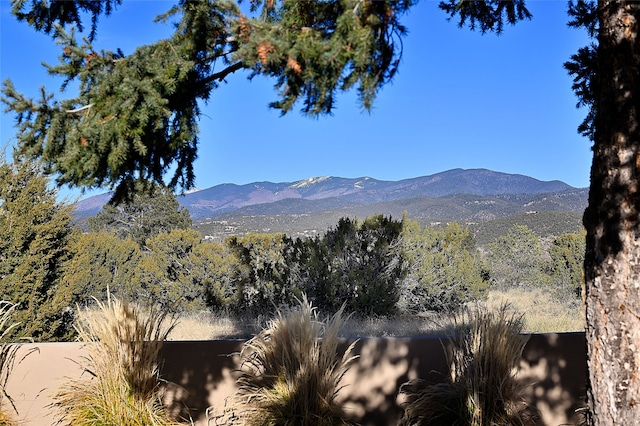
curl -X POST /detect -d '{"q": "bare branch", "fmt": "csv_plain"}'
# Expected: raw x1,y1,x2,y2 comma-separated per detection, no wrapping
66,104,94,114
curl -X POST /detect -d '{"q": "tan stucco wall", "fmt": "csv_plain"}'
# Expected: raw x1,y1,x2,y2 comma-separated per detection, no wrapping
4,333,586,425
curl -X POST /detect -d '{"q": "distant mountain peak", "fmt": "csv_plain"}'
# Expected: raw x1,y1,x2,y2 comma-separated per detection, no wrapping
73,169,583,223
289,176,331,189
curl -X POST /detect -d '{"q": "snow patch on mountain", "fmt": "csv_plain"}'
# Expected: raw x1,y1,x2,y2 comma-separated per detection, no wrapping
289,176,331,189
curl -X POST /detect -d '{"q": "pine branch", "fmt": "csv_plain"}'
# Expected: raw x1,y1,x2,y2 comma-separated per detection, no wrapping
202,61,245,85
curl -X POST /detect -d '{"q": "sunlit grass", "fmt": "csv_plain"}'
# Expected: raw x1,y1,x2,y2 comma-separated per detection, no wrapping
168,311,260,340
53,295,184,425
226,296,358,426
483,287,585,333
169,288,584,340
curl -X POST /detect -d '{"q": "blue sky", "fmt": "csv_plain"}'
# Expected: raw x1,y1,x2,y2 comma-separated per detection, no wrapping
1,1,592,201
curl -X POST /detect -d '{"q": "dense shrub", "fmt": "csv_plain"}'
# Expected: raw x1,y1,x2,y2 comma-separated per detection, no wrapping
226,233,302,315
0,157,76,341
302,215,406,316
399,219,490,313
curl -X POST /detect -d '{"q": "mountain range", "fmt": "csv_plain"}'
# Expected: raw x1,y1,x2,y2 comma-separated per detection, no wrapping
74,168,588,241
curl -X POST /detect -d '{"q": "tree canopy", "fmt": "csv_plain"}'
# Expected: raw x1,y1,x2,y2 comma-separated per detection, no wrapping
2,0,413,200
88,182,192,247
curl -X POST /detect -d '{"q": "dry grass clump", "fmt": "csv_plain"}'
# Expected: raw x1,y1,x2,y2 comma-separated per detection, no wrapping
0,301,21,426
227,296,358,426
53,295,182,425
399,306,540,426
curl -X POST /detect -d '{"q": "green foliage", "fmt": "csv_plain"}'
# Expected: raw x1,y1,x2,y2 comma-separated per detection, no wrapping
189,241,238,312
548,231,586,300
304,215,406,316
64,227,216,314
0,155,76,341
66,208,584,324
63,231,143,305
471,211,584,247
200,214,406,317
564,0,599,141
231,296,356,426
485,225,586,304
140,229,209,312
10,0,121,41
438,0,532,34
88,183,192,247
2,0,414,197
487,224,550,289
235,0,412,115
226,233,300,315
400,218,489,313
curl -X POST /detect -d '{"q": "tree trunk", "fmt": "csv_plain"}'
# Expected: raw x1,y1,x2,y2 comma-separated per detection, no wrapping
584,2,640,424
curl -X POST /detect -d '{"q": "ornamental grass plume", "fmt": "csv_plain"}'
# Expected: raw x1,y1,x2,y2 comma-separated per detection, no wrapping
0,301,24,426
231,296,358,426
399,305,540,426
53,294,182,426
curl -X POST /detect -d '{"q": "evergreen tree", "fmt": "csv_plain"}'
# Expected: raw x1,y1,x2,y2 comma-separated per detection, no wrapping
1,0,412,200
565,4,640,422
140,229,209,312
400,218,489,313
0,155,76,341
88,183,192,248
441,2,640,422
64,226,224,313
487,224,550,289
191,240,238,313
548,231,586,301
305,215,405,316
225,233,299,315
62,231,143,305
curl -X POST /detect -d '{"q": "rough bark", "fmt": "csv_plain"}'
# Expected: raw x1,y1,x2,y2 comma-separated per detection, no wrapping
584,2,640,424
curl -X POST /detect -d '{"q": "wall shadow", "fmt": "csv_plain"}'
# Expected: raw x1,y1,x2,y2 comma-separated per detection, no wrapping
520,332,588,425
159,340,245,424
338,336,449,426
